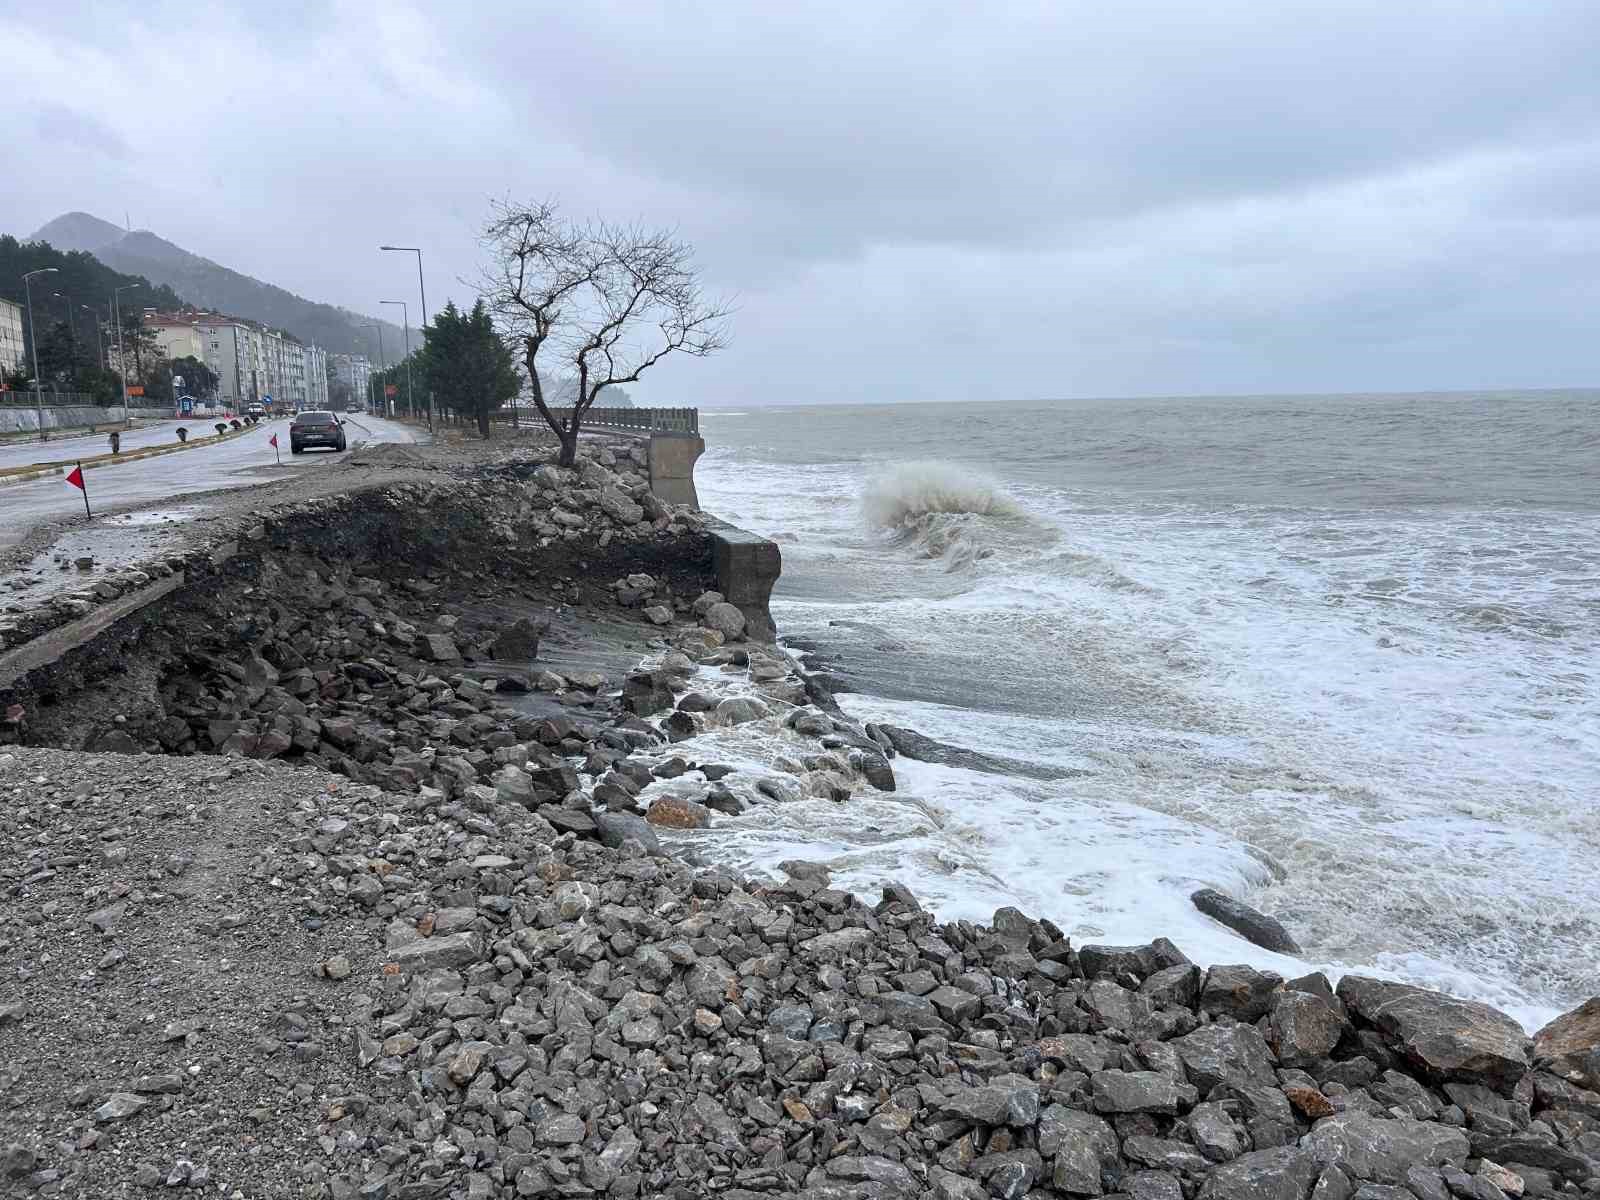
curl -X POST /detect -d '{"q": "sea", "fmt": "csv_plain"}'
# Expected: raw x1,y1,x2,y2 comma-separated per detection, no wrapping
656,391,1600,1030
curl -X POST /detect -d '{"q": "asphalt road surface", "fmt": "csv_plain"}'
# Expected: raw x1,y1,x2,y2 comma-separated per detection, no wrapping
0,415,420,552
0,418,201,472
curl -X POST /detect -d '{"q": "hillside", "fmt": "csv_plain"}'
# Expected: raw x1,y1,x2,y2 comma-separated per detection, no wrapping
29,212,406,358
0,233,187,336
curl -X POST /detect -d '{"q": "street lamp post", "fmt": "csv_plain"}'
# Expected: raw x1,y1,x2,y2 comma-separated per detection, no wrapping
22,267,59,437
81,305,104,369
112,283,142,414
363,323,386,416
379,246,432,432
53,292,76,392
380,299,411,419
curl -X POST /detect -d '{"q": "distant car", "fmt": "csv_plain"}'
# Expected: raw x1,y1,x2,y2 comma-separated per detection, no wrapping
290,410,347,454
346,403,363,414
245,402,266,418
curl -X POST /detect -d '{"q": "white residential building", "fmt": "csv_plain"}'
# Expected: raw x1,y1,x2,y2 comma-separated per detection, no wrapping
0,297,26,377
331,354,372,407
149,312,332,411
305,345,329,409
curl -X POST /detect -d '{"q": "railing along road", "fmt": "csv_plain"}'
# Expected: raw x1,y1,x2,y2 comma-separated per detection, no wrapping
492,406,699,436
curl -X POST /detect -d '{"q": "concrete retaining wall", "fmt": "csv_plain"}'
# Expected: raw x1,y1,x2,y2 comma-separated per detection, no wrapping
648,434,706,509
0,405,127,435
703,516,782,642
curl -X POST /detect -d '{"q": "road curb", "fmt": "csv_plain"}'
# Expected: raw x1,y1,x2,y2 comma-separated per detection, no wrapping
0,465,66,487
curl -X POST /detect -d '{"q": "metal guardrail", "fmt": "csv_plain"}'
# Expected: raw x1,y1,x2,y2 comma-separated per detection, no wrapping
488,405,698,435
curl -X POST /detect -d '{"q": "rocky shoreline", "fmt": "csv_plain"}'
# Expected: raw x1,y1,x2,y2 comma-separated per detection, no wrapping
2,439,1598,1198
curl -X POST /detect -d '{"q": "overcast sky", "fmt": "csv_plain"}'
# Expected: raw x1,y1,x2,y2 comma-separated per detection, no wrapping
4,1,1598,405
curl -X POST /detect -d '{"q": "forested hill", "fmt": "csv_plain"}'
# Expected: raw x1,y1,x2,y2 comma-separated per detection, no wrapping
28,212,405,356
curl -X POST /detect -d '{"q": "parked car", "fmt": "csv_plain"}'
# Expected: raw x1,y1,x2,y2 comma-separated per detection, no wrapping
245,402,266,418
290,410,347,454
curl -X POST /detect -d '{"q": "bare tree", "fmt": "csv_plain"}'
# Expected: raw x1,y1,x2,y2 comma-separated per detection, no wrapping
481,199,729,467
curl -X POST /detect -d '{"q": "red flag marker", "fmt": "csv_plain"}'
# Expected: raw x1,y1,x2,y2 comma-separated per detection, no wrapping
65,461,91,519
269,431,281,465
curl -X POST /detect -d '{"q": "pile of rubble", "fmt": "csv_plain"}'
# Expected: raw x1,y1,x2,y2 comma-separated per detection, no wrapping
3,733,1596,1197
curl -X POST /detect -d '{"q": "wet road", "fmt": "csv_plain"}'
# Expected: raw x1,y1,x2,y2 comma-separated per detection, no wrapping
0,418,203,472
0,414,419,553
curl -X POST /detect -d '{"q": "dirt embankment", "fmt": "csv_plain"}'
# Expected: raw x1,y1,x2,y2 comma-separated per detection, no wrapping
3,451,716,778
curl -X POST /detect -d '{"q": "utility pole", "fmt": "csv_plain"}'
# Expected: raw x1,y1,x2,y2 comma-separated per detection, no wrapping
380,300,411,419
22,267,58,436
380,245,431,432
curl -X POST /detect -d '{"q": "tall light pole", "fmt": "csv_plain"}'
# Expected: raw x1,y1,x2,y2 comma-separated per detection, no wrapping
22,267,58,435
363,322,386,415
81,305,104,369
112,283,142,412
53,292,76,391
380,299,410,419
379,245,431,432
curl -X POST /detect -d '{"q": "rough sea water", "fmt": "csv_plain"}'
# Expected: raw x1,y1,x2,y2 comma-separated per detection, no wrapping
673,391,1600,1029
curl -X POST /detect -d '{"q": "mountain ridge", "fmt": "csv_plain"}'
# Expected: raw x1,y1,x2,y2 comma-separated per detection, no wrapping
29,211,407,359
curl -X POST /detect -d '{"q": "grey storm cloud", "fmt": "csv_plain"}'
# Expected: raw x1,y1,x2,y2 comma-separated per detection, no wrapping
3,0,1598,404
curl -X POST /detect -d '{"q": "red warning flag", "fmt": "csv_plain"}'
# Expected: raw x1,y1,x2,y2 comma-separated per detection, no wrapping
65,464,85,490
269,433,279,448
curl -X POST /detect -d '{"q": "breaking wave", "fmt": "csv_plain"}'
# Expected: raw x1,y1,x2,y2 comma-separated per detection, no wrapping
862,462,1036,569
863,462,1023,527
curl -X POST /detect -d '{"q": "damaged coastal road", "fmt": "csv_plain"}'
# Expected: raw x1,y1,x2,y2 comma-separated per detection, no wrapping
4,437,1600,1200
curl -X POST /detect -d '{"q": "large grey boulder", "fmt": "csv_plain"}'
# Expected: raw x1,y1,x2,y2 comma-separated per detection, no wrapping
418,633,460,663
1192,888,1301,954
1336,976,1531,1091
595,811,661,854
1091,1069,1199,1115
1039,1105,1121,1195
941,1074,1040,1126
1267,988,1346,1066
702,601,747,641
1533,996,1600,1090
1196,1147,1320,1200
1202,964,1283,1022
622,670,674,716
598,488,645,525
1304,1114,1469,1184
879,989,950,1034
386,932,484,972
492,617,545,660
1174,1022,1278,1092
714,696,769,725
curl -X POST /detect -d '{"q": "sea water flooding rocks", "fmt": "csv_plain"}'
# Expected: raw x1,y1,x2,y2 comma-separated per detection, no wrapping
1,438,1599,1195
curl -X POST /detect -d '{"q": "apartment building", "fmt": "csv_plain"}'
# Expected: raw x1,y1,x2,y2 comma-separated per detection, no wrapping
149,312,330,410
331,354,372,407
0,297,25,377
305,345,329,409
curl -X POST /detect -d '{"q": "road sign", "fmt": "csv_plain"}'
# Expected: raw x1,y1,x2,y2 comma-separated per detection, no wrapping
385,384,398,397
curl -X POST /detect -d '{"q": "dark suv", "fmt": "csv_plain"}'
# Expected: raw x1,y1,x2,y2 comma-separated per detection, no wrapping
290,410,347,454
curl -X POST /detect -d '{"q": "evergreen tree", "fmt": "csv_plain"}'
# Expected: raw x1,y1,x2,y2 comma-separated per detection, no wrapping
421,300,521,438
